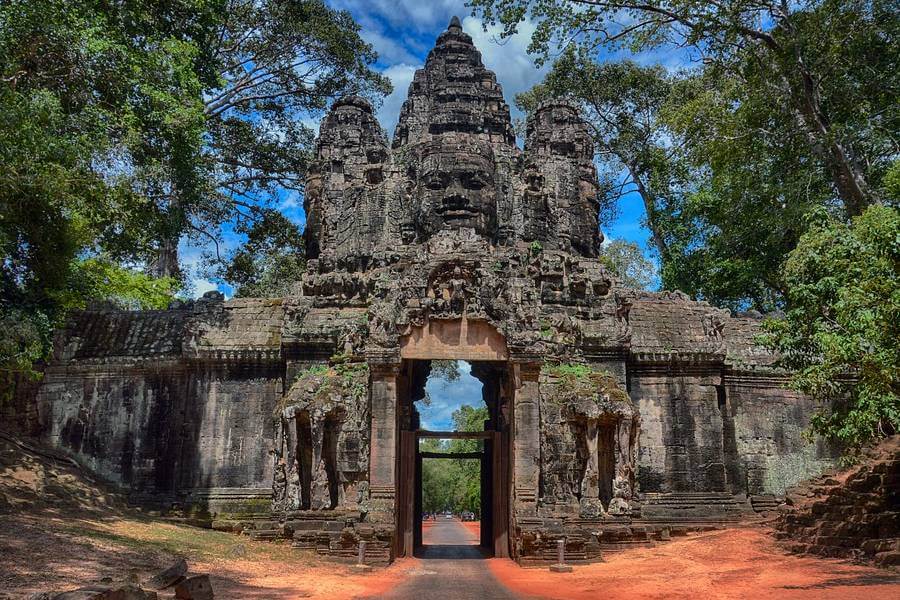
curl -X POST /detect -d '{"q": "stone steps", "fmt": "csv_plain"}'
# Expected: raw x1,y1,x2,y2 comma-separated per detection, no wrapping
774,435,899,566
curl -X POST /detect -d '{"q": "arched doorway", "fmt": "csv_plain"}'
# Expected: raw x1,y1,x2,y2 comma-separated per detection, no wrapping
395,319,512,558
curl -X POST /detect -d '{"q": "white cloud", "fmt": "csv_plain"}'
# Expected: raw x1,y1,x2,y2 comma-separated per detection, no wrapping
376,63,420,135
278,190,302,211
191,278,220,298
462,16,549,120
362,28,421,65
331,0,467,32
178,237,233,300
417,360,484,430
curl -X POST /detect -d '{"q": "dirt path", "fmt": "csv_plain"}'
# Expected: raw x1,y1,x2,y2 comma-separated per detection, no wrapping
0,510,405,599
3,510,898,599
374,518,522,599
489,527,900,600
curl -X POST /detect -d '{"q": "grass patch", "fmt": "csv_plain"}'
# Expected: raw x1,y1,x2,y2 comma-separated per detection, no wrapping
60,518,297,563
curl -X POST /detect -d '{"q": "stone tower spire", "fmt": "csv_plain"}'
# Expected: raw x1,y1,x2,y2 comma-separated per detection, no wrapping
392,16,516,151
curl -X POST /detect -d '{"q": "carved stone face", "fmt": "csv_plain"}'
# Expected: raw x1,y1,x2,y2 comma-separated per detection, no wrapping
416,142,498,239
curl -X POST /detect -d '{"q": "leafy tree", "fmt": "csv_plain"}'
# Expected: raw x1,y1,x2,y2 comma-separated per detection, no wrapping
430,360,462,382
506,1,897,310
762,205,899,452
471,0,899,218
420,404,489,516
0,0,205,373
221,211,305,297
657,66,834,311
599,240,657,289
0,0,389,377
152,0,392,278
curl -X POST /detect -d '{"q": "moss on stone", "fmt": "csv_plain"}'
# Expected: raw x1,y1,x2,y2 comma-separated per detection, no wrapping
278,360,369,415
541,362,631,405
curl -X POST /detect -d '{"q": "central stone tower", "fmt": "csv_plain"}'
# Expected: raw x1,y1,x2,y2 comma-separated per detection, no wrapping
303,16,601,267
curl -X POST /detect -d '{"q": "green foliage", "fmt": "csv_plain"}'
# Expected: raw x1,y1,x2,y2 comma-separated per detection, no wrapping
420,404,488,515
529,240,543,254
885,160,900,202
0,0,204,371
429,360,461,382
599,240,656,289
0,0,389,377
476,0,899,311
221,211,305,297
67,259,178,311
762,206,900,451
281,360,368,415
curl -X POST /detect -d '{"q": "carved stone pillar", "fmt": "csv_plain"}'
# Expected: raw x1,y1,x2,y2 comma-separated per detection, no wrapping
609,415,639,515
369,362,400,521
513,362,541,516
284,413,299,510
309,417,330,510
580,418,603,518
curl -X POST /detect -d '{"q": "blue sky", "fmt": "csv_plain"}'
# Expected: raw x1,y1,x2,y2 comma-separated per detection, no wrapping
417,361,485,431
186,1,697,298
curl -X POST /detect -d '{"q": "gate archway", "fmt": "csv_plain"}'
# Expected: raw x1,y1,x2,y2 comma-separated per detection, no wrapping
395,319,511,558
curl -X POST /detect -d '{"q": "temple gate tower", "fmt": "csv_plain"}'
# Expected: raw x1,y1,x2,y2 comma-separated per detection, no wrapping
35,18,837,564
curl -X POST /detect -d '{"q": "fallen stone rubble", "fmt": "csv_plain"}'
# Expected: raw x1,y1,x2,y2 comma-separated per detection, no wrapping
30,558,214,600
774,435,899,568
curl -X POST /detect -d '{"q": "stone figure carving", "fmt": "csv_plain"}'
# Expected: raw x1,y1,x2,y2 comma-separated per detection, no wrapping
415,140,498,241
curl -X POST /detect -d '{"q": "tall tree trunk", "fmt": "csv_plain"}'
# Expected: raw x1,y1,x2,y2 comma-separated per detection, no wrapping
148,236,181,279
783,49,872,217
626,164,670,263
147,197,184,279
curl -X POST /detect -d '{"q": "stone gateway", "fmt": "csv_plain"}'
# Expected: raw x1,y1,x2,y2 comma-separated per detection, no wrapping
34,18,836,565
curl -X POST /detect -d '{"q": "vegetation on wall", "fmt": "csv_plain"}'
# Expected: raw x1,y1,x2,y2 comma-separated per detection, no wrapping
541,363,630,405
279,360,369,414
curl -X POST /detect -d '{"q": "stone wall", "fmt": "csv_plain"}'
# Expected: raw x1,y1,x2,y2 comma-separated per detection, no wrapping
725,373,839,496
37,363,281,508
632,371,727,494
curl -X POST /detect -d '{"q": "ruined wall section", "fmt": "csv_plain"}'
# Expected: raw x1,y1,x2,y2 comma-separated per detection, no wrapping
723,315,840,496
538,366,638,518
36,293,285,515
273,362,370,514
626,297,837,505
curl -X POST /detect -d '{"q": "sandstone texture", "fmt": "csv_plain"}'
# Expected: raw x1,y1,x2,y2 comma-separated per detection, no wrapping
22,18,841,565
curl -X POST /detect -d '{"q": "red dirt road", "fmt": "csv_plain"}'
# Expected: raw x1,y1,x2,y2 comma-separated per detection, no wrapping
488,527,900,600
3,510,898,599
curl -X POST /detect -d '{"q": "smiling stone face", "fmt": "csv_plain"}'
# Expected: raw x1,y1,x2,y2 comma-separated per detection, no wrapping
415,141,498,241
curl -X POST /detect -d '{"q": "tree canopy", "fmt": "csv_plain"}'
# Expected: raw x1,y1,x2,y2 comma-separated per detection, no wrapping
762,205,899,453
421,404,488,516
0,0,388,375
